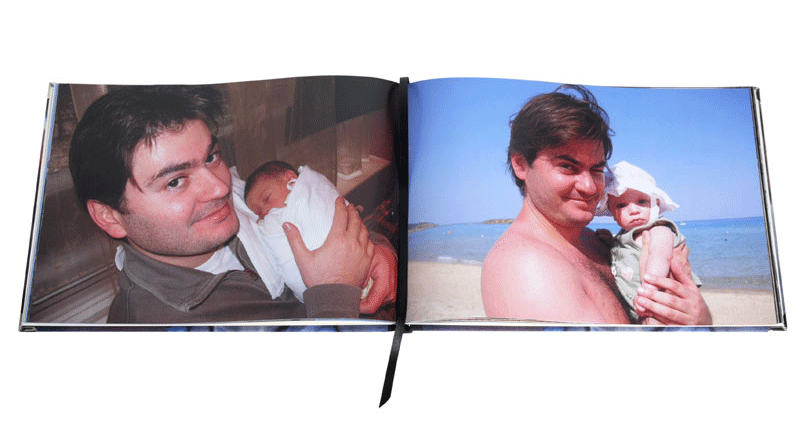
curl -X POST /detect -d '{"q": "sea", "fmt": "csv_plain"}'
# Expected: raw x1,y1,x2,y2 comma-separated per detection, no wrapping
408,216,775,291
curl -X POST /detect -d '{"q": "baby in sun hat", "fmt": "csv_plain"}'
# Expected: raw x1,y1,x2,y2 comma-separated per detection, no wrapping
596,161,702,324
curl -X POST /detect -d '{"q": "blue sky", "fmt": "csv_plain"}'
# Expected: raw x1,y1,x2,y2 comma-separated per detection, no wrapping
408,78,763,226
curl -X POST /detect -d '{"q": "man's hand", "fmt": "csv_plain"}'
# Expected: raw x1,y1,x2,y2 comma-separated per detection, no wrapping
360,243,397,314
633,257,712,325
283,197,374,288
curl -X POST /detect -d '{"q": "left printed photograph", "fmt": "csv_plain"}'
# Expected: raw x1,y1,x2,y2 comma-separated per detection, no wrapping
21,78,399,328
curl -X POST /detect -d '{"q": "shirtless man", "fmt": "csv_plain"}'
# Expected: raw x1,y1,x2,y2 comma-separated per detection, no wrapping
481,85,711,325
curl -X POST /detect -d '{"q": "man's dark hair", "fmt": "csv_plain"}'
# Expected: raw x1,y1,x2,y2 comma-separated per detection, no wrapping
244,160,299,200
507,84,614,195
69,85,224,211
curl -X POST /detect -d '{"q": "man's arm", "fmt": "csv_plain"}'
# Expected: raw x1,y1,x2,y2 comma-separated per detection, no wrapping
360,236,397,314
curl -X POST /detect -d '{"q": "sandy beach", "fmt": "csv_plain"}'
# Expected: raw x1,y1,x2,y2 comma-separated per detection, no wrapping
407,261,778,326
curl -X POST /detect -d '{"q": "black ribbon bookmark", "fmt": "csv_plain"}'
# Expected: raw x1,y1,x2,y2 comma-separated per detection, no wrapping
379,77,410,407
379,323,410,406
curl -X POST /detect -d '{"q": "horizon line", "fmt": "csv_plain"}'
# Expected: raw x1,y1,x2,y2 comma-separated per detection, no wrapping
409,214,765,227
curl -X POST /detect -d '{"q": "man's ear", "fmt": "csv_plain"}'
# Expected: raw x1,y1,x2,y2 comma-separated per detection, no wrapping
510,153,530,180
285,170,298,181
86,200,128,239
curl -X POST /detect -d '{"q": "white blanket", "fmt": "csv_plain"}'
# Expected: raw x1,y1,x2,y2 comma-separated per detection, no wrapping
230,166,284,298
258,166,340,302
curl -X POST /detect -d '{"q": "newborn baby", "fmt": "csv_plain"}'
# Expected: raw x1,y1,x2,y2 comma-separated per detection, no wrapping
244,161,372,302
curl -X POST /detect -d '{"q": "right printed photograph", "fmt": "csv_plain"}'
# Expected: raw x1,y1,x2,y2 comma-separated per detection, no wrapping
407,78,782,327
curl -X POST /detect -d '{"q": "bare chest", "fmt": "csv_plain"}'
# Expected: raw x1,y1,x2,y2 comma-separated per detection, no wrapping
569,249,630,324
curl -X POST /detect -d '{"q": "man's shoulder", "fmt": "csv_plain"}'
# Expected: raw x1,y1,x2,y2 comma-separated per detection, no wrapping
484,225,572,271
481,225,599,321
482,225,581,299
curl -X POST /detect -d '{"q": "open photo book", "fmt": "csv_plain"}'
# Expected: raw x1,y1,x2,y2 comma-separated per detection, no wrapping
20,76,785,333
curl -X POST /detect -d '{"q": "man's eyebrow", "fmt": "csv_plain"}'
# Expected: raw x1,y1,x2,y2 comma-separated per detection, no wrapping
145,161,194,187
554,154,581,164
553,154,606,169
144,135,219,187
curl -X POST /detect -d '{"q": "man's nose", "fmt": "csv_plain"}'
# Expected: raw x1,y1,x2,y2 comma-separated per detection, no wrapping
575,171,598,194
198,167,230,201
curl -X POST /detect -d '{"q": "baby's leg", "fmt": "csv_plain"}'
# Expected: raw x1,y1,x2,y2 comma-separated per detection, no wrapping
642,225,674,281
638,226,676,325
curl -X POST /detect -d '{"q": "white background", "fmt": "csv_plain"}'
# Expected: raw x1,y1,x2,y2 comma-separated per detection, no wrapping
3,1,797,427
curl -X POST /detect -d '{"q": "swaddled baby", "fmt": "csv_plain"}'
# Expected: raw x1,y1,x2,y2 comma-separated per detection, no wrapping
244,161,371,302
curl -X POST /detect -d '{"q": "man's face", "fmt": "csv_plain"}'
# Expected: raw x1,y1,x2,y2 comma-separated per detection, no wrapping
245,170,297,220
113,119,239,267
607,190,652,231
513,139,606,228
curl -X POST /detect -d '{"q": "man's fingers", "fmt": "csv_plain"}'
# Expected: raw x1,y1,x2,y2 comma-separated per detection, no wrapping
669,256,692,286
634,294,688,325
637,285,681,311
359,222,371,247
673,242,692,277
330,197,348,234
283,222,310,262
633,296,653,318
346,202,363,234
643,257,692,297
642,257,694,299
641,274,682,298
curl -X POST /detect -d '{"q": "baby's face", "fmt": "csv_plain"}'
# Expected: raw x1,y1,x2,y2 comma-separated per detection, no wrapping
245,170,298,219
607,189,652,230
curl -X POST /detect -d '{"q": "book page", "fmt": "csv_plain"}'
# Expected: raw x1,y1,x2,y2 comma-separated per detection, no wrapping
407,77,782,329
20,76,399,329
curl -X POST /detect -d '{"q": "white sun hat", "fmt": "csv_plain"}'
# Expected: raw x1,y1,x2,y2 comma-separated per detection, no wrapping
595,161,679,224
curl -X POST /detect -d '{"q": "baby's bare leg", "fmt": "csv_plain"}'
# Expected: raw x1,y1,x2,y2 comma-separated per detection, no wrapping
638,226,675,325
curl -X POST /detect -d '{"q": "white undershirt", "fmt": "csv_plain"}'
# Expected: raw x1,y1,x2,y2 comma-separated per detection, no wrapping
115,245,244,275
194,246,245,274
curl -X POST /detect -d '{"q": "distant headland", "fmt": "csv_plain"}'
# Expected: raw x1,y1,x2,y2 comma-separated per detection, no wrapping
408,222,438,233
409,219,514,233
481,219,513,225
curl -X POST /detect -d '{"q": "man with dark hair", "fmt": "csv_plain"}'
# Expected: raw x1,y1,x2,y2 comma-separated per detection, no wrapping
506,85,613,196
481,86,711,325
69,85,395,324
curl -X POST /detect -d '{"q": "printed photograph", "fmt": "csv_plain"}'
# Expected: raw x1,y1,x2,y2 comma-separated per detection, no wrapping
22,77,399,326
408,78,779,327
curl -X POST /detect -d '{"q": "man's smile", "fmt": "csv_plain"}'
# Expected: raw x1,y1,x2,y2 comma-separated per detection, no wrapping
567,197,598,209
193,195,233,225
